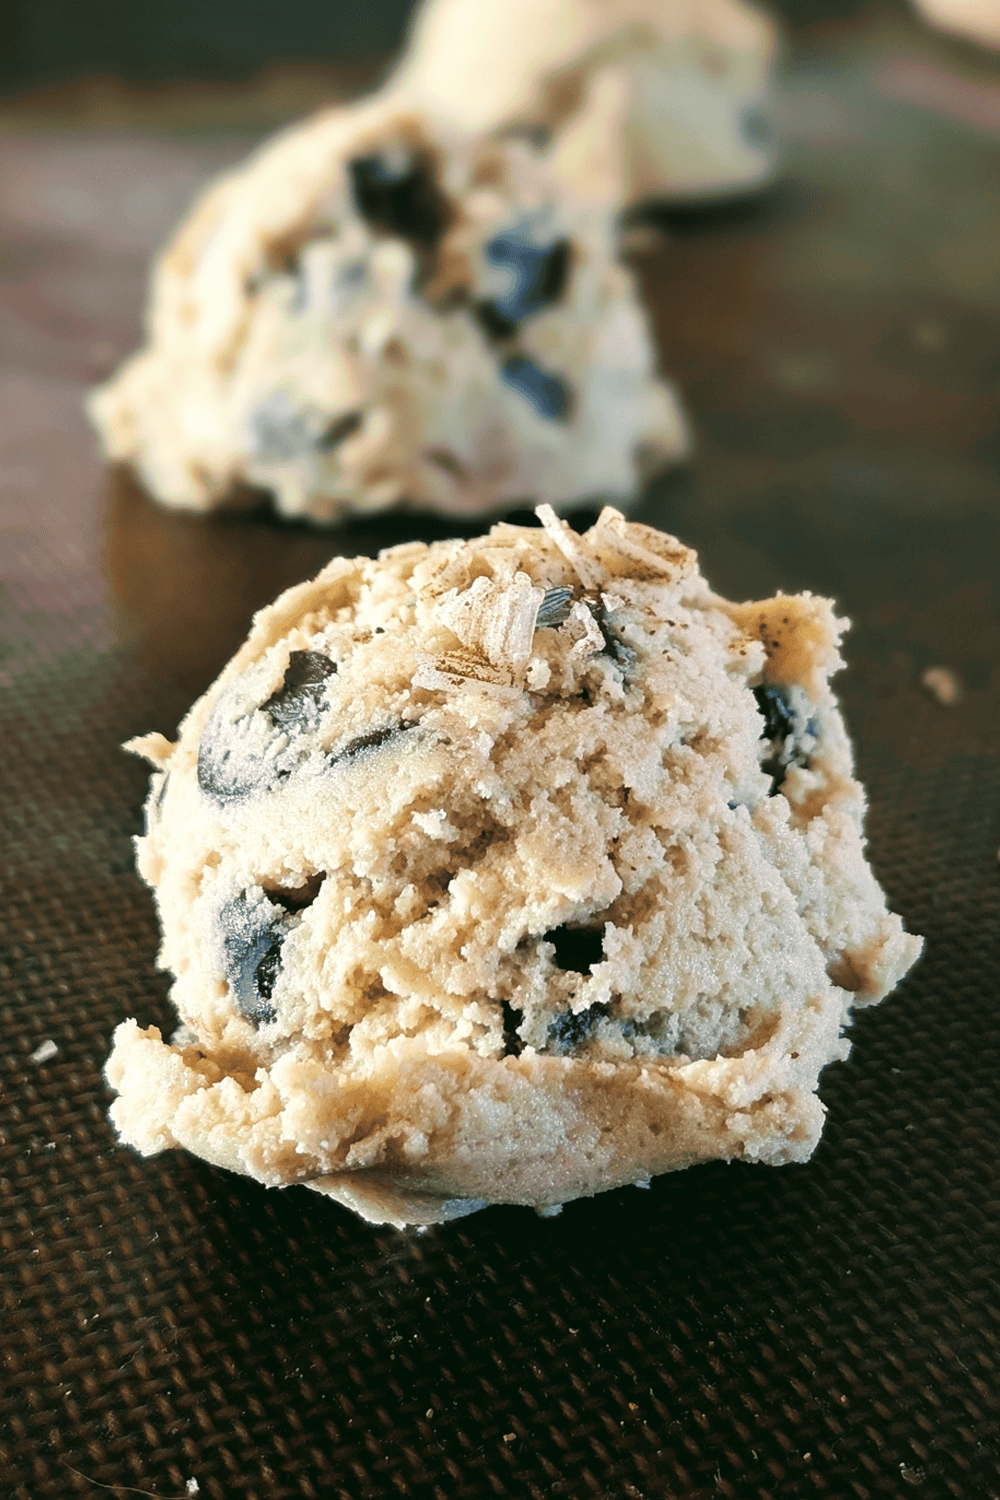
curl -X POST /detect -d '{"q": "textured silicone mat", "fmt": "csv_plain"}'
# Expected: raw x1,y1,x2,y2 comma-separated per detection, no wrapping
2,10,999,1499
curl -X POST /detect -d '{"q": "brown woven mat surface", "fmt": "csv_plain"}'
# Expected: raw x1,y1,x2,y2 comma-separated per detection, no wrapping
2,11,998,1499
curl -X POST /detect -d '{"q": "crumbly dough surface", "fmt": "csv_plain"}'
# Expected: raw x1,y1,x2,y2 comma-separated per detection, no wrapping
87,110,687,523
396,0,782,207
107,509,922,1226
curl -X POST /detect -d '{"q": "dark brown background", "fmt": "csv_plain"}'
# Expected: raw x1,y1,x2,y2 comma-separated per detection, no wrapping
1,5,998,1498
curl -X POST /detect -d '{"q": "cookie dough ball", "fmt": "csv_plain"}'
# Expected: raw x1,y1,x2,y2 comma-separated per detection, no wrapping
87,108,687,524
395,0,783,206
106,508,922,1226
913,0,1000,47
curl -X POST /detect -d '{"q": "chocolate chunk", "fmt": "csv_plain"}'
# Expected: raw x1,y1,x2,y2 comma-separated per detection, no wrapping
535,586,574,628
753,682,816,793
254,942,282,1010
501,357,571,420
474,300,518,342
198,652,337,802
484,231,570,321
348,152,450,247
263,650,337,730
546,1002,609,1054
329,720,416,765
741,108,772,148
219,892,290,1024
197,687,275,803
316,411,364,452
198,662,414,804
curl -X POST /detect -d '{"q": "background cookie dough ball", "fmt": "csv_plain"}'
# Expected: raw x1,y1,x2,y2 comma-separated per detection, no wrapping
106,508,922,1227
912,0,1000,48
394,0,783,207
87,105,688,524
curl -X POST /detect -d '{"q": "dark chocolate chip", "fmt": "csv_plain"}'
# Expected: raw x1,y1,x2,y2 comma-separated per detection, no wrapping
741,108,772,148
754,682,797,748
329,720,416,765
348,152,450,247
219,893,290,1024
543,925,604,974
250,395,317,461
501,356,571,420
753,682,815,793
484,231,570,320
546,1002,609,1054
535,586,574,628
254,942,282,1007
474,299,519,341
263,650,337,732
198,652,337,802
316,410,364,451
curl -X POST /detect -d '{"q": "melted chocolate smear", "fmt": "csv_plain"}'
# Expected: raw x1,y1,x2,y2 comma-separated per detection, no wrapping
264,650,337,731
544,925,604,974
348,153,450,247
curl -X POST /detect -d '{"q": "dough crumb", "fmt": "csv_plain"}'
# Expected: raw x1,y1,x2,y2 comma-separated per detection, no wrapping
920,665,962,705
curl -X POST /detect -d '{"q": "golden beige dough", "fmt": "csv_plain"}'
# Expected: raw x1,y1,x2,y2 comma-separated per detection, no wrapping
106,509,922,1226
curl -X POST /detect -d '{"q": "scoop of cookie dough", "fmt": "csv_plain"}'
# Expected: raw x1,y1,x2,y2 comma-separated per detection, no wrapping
395,0,783,206
912,0,1000,47
87,107,687,523
106,508,922,1226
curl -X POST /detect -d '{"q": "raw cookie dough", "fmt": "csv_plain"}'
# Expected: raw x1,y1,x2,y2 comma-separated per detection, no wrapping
87,110,687,523
107,508,922,1226
913,0,1000,48
395,0,783,207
